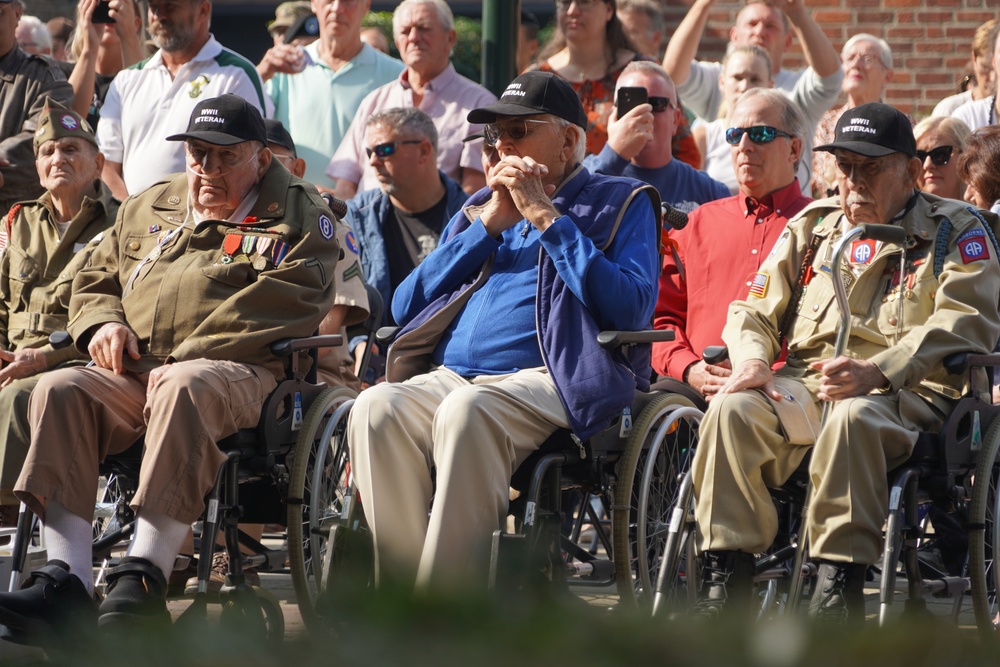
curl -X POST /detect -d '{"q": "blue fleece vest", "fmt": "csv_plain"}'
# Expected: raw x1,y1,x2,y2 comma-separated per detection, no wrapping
386,167,658,440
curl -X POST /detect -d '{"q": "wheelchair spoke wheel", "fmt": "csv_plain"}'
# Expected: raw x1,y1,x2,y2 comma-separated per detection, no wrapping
612,393,702,611
219,586,285,643
287,386,356,633
970,414,1000,636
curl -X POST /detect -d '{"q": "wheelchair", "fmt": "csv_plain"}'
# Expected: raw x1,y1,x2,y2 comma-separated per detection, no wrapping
7,283,384,641
653,223,1000,632
487,335,705,612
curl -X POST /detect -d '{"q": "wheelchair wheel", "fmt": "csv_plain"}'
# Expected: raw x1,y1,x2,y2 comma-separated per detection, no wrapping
220,586,285,643
612,393,702,611
969,415,1000,635
286,386,356,633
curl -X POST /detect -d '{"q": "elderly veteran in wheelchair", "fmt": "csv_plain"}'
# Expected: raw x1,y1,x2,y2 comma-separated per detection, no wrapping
347,70,660,592
0,99,117,527
689,103,1000,623
0,94,337,645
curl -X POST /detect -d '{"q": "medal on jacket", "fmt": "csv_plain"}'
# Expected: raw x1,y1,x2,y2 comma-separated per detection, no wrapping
241,235,255,255
273,241,290,267
256,236,273,256
222,233,241,264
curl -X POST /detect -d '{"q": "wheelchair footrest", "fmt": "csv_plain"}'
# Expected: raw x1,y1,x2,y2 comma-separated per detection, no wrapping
563,558,615,581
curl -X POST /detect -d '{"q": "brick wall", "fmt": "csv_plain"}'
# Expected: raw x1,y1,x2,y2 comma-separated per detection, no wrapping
661,0,999,119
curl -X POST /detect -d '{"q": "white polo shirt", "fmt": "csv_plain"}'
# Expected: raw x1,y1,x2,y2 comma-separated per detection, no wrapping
97,35,273,196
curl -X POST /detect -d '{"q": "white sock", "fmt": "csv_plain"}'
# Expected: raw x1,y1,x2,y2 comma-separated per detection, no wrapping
43,501,94,594
127,509,190,582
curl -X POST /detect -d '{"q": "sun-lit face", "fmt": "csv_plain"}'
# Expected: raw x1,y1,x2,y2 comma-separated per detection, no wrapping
36,137,104,200
730,3,788,73
728,94,800,198
394,2,456,77
721,52,772,107
185,139,270,219
835,150,918,225
915,127,964,200
841,40,891,105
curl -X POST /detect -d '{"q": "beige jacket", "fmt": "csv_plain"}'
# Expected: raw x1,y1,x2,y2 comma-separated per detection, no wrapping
68,161,338,380
724,192,1000,413
0,183,117,368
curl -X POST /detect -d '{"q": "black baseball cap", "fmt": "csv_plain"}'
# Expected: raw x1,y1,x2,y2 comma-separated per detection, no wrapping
283,13,320,44
264,119,296,154
813,102,916,158
166,94,267,146
467,71,587,130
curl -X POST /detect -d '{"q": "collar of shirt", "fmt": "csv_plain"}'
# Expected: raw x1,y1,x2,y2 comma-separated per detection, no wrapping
742,180,805,221
399,61,457,94
148,34,222,70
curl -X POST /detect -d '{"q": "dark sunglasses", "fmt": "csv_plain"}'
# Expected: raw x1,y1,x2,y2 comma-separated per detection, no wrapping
483,119,552,147
648,96,674,113
725,125,794,145
364,140,422,159
915,145,955,166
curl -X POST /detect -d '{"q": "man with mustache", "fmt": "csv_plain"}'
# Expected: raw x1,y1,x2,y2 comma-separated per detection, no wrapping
96,0,271,201
687,102,1000,624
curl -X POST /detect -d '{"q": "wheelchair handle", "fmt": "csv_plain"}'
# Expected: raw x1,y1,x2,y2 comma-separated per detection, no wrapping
661,203,688,231
857,223,908,245
596,330,674,350
49,331,73,350
375,326,400,347
270,334,343,358
702,345,729,365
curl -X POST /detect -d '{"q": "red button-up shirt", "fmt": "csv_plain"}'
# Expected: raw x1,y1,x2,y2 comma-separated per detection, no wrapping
652,180,812,380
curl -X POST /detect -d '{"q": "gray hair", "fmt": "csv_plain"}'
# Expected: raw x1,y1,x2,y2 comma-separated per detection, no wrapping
392,0,454,34
367,107,439,154
17,15,52,52
618,60,676,93
733,87,808,169
843,33,893,69
617,0,664,32
914,115,972,153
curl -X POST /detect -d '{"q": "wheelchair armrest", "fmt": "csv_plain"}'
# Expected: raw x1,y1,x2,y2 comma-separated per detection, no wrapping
596,330,674,350
376,326,401,347
961,352,1000,371
49,331,73,350
702,345,729,365
269,334,343,358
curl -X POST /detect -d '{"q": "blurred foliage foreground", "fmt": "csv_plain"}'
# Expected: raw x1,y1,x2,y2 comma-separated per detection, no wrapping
22,578,1000,667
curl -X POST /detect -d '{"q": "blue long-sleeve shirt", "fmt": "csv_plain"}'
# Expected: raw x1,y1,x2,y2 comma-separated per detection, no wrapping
392,191,659,377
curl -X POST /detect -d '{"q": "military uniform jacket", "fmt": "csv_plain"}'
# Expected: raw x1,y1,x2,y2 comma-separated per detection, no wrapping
723,192,1000,412
0,183,117,368
0,47,74,214
67,161,338,380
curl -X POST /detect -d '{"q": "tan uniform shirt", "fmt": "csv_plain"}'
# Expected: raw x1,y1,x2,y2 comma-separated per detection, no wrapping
0,184,117,369
724,192,1000,413
315,218,369,391
67,161,338,380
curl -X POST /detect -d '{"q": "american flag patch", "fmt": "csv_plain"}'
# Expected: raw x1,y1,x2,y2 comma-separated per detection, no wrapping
958,228,990,264
749,272,769,298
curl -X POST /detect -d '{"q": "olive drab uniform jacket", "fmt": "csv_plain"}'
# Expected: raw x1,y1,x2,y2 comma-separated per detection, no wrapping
67,160,339,380
0,183,117,369
723,192,1000,416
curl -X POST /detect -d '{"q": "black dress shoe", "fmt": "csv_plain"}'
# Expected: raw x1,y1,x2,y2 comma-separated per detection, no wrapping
98,556,171,630
0,559,97,647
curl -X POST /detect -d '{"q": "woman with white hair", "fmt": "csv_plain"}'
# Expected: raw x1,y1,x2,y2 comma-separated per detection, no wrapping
812,33,898,198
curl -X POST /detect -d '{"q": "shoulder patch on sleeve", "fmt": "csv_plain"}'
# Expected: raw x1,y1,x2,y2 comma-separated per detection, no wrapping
748,272,769,298
318,214,335,241
957,227,990,264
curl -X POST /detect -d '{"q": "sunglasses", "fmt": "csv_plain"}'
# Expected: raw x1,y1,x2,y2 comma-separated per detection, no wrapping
483,119,553,147
648,96,674,113
725,125,794,145
915,145,955,166
364,140,422,159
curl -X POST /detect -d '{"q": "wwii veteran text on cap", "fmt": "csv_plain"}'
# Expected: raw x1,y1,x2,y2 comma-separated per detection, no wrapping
813,102,916,158
467,71,587,130
166,94,267,146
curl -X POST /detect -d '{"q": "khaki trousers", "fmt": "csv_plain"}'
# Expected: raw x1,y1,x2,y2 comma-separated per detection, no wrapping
16,359,276,524
694,384,944,564
0,375,42,504
347,366,569,590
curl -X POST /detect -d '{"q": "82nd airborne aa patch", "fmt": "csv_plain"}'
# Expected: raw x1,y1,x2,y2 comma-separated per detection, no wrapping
957,228,990,264
749,272,769,298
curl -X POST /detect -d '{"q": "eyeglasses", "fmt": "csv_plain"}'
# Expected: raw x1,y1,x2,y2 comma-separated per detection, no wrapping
844,53,885,68
556,0,604,9
648,97,674,113
271,152,296,164
915,145,955,166
724,125,794,145
483,119,553,147
364,140,422,159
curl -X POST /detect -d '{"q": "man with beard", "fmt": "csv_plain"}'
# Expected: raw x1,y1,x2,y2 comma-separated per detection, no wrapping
96,0,271,200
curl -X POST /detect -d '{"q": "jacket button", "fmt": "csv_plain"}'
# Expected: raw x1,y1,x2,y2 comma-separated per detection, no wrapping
128,241,140,251
812,304,819,312
888,317,898,325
